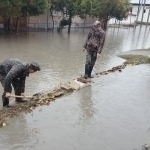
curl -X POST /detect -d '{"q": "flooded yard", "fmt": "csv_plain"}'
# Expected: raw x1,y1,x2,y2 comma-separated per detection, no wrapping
0,25,150,150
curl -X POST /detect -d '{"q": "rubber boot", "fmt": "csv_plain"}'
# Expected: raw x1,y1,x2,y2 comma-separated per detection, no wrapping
88,66,94,78
2,93,10,108
84,64,89,79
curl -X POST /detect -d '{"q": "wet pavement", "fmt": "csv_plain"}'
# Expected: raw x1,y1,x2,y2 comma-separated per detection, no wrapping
0,25,150,150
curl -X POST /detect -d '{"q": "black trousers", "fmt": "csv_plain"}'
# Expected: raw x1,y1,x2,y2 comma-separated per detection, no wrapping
85,50,97,66
0,76,22,106
84,50,97,78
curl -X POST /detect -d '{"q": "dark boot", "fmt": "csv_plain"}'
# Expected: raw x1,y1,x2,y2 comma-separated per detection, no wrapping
84,64,89,79
88,66,94,78
2,93,10,107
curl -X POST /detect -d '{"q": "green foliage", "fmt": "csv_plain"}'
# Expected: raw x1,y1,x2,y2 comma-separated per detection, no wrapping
52,0,82,33
75,0,92,19
0,0,48,18
0,0,23,18
21,0,48,17
53,0,77,16
89,0,130,21
60,17,69,26
57,17,69,32
0,0,131,32
0,0,130,21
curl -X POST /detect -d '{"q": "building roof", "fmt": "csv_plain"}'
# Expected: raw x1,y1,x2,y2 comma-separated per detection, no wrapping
130,0,150,5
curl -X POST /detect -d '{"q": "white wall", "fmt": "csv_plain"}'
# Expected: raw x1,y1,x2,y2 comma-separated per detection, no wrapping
109,5,150,25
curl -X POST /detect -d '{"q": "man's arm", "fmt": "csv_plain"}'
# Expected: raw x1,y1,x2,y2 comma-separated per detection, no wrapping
97,32,105,54
83,30,92,49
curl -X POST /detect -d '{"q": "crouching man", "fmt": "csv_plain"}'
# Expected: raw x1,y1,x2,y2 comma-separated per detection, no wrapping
0,58,40,108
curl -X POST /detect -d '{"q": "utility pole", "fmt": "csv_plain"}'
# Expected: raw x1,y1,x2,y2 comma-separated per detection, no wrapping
146,6,150,26
134,0,144,27
137,0,141,15
141,0,146,24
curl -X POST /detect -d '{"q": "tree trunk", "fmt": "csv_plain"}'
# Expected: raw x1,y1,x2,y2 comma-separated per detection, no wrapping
47,8,49,31
15,17,19,33
99,17,108,31
68,14,72,34
83,17,86,33
103,20,108,31
50,7,54,31
3,18,7,30
8,18,11,32
27,16,30,34
104,15,109,31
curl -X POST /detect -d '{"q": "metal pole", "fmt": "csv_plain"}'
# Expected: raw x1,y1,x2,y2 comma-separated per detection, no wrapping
134,0,144,27
146,6,150,26
141,0,146,24
137,0,141,15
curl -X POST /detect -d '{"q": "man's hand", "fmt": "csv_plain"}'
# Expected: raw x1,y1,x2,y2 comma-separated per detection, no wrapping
21,93,25,98
97,53,100,59
83,48,86,52
5,92,11,98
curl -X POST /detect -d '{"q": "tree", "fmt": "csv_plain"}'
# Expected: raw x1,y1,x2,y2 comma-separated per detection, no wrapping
75,0,92,32
0,0,23,31
89,0,130,30
47,0,59,31
54,0,79,34
21,0,48,17
0,0,48,33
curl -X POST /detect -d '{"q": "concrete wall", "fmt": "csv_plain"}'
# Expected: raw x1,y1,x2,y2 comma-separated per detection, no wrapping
28,10,96,29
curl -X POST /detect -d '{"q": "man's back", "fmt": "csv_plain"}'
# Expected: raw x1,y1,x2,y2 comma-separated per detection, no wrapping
0,58,25,75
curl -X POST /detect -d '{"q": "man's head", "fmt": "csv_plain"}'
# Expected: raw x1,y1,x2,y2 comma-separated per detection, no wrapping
93,20,101,29
28,61,41,73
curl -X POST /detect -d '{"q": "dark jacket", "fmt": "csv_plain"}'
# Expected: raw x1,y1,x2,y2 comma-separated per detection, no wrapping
83,27,105,54
0,59,29,93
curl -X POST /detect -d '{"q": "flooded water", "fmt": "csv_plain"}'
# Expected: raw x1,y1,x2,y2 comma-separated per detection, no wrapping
0,25,150,150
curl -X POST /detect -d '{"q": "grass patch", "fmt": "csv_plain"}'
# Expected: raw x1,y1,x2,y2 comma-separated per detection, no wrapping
119,54,150,65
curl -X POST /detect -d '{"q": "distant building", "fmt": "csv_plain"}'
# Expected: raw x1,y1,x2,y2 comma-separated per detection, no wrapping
28,11,95,29
130,0,150,5
109,0,150,25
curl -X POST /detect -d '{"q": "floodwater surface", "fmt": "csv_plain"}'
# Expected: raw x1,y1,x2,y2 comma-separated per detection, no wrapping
0,25,150,150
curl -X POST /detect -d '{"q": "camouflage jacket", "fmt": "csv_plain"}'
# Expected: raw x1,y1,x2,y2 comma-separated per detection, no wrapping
83,27,105,54
0,59,29,93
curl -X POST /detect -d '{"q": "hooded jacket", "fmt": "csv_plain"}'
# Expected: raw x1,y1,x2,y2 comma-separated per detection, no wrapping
83,26,105,54
0,58,29,93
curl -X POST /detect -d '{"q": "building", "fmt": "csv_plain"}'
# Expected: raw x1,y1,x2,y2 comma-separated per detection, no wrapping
109,0,150,25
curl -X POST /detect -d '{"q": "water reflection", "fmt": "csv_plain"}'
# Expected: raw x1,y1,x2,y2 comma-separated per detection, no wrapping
0,114,38,150
79,87,95,121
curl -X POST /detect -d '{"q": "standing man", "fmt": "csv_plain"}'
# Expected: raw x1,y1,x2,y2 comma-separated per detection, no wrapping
83,21,105,79
0,58,41,108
